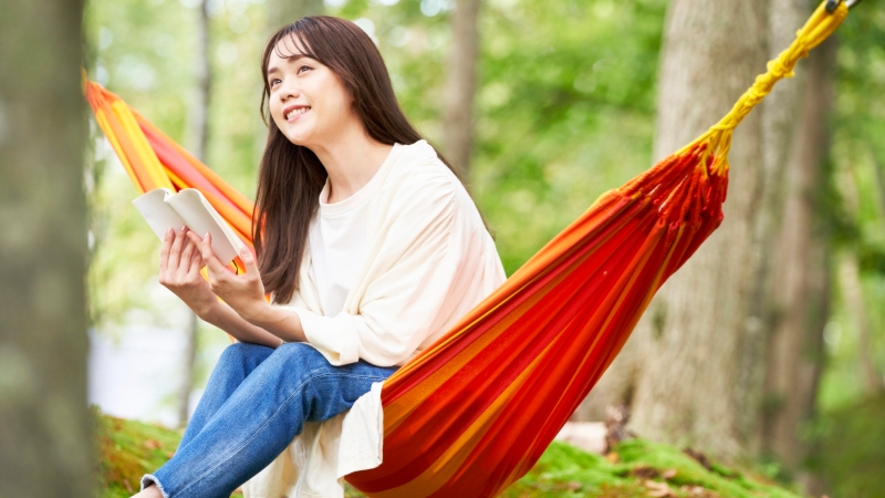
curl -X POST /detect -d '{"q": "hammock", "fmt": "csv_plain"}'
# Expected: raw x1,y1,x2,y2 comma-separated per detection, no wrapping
84,2,847,496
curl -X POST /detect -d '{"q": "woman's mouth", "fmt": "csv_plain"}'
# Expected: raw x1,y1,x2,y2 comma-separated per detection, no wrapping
285,106,311,122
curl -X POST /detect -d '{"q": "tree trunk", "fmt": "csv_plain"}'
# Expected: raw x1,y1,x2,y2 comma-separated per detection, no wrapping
442,0,482,176
178,0,213,430
762,37,835,475
747,0,809,390
834,140,883,396
628,0,770,460
267,0,323,33
0,0,91,495
838,255,882,393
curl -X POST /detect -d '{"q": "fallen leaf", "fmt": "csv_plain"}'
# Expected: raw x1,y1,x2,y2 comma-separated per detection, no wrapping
631,466,660,479
683,447,712,470
645,480,674,498
144,439,163,450
662,468,678,479
605,451,620,463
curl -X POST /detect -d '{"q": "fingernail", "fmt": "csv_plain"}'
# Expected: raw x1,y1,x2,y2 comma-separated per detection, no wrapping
165,228,173,238
180,225,187,231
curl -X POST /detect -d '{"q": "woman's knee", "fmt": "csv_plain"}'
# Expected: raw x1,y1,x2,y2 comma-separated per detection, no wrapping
217,342,273,371
269,343,333,382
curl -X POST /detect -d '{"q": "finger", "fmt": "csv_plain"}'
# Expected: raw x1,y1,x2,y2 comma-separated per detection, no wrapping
179,235,196,273
238,246,259,275
187,245,205,277
185,230,203,248
201,233,229,279
168,225,187,270
159,227,174,273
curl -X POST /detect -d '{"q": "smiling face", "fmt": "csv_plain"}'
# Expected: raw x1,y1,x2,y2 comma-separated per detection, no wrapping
266,36,360,149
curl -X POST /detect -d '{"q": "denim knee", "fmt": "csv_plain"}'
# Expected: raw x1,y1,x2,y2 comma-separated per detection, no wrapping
273,342,328,371
218,341,266,364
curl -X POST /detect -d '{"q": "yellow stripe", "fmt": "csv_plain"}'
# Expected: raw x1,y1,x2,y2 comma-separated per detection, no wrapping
111,100,174,190
94,110,143,192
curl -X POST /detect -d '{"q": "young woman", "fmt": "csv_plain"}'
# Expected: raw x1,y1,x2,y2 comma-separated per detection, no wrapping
133,16,505,498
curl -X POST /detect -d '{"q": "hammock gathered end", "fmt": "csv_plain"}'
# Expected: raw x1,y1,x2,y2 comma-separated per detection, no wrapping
83,1,849,496
676,0,847,176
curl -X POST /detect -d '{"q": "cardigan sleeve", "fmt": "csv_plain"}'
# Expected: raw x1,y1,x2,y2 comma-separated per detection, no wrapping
287,178,467,367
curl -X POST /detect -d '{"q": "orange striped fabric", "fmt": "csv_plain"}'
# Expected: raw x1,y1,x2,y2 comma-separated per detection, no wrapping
84,2,846,495
84,81,254,245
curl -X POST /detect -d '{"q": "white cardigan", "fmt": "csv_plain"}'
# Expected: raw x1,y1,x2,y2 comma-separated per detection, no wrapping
242,140,506,498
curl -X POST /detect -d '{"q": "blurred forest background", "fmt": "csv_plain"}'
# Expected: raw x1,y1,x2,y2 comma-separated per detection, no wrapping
80,0,884,496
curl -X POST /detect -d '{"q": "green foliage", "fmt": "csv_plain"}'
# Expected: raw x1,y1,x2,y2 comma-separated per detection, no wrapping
816,6,885,415
321,0,667,274
807,394,885,498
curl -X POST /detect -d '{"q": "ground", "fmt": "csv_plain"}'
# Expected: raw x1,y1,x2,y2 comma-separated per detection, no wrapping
94,409,808,498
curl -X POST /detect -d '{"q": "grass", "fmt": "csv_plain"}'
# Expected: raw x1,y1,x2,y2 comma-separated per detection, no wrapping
95,409,807,498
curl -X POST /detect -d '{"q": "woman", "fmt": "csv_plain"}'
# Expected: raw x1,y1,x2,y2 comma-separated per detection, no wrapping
134,15,505,498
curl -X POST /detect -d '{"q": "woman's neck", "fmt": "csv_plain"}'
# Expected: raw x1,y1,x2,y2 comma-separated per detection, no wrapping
309,125,393,204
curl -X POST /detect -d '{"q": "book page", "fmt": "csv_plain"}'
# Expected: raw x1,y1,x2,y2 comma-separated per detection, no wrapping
132,188,187,241
167,189,245,265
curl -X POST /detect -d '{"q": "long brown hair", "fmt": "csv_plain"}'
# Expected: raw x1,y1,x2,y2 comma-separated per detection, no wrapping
255,16,456,304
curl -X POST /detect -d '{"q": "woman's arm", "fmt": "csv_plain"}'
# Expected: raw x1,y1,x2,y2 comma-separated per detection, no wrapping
200,300,296,347
161,227,295,347
187,231,308,345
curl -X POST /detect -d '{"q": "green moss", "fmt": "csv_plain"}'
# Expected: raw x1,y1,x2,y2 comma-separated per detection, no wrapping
505,440,806,498
94,407,184,498
95,411,806,498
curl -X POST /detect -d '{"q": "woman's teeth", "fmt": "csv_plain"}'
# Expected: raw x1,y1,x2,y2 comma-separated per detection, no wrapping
286,107,310,120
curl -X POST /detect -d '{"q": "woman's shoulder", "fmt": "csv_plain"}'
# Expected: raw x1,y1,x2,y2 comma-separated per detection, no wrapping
390,140,466,199
381,140,486,230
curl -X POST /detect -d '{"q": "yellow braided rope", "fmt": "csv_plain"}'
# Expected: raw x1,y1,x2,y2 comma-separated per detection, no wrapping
677,0,849,173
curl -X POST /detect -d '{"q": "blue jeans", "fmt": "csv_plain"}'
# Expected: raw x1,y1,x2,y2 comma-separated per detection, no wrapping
141,342,397,498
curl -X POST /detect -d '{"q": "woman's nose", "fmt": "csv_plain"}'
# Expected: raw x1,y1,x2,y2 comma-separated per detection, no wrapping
279,80,300,101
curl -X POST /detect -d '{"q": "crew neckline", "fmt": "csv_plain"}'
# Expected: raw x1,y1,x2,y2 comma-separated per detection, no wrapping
318,143,402,216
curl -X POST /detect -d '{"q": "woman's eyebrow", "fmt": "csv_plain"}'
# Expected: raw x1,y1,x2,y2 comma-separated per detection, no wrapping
267,55,308,79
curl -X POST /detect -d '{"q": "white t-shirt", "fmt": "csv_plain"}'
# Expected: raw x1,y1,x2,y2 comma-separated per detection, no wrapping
246,139,507,498
307,145,399,317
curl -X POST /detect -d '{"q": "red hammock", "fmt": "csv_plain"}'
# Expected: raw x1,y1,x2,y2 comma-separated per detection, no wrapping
84,2,846,495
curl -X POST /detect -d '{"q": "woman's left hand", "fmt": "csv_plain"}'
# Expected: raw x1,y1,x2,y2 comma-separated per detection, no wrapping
187,231,269,324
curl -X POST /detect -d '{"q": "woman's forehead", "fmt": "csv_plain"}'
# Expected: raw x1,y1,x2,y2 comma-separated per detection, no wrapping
273,33,310,60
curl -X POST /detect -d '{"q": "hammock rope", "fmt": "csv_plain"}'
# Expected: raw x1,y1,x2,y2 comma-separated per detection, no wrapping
678,0,847,175
83,2,849,496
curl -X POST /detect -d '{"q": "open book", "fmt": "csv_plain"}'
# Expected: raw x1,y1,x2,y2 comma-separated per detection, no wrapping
133,188,246,265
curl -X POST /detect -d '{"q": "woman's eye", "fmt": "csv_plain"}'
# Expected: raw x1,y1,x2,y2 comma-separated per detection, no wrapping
298,65,311,74
270,78,281,87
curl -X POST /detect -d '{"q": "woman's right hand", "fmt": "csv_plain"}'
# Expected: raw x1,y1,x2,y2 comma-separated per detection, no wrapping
158,226,218,318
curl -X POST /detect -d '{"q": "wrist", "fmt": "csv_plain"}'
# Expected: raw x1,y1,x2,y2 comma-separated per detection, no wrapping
195,298,223,323
240,299,273,327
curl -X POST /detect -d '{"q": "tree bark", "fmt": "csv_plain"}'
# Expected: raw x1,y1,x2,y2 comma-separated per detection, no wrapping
0,0,92,495
178,0,213,430
747,0,809,397
761,37,835,474
628,0,770,459
442,0,482,176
